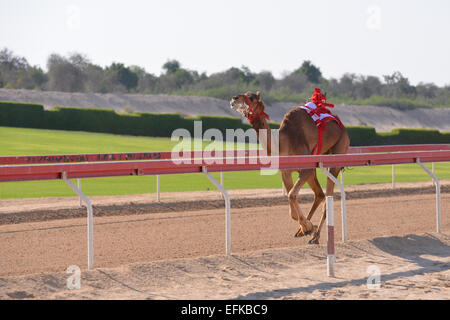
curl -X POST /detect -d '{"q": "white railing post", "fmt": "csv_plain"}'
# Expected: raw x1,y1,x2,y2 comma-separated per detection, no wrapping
392,164,395,189
220,171,224,200
326,196,335,277
319,163,347,242
203,167,231,255
416,159,441,233
156,175,160,202
432,162,435,186
63,173,94,269
77,179,82,207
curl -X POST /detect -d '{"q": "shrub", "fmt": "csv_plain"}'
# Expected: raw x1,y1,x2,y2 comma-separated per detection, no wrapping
0,101,45,128
1,101,449,146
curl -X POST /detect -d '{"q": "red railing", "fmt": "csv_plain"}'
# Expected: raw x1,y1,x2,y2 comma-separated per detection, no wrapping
1,150,449,182
1,144,449,166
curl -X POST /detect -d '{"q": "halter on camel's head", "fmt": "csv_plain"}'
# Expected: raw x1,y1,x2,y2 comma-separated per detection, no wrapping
229,91,270,124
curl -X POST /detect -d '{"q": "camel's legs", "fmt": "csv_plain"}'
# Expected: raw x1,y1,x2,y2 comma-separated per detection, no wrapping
288,169,315,236
306,171,325,220
281,170,296,220
293,171,325,238
309,166,342,244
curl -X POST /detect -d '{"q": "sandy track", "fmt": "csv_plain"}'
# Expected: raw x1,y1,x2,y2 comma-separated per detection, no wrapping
0,183,448,299
0,193,448,277
1,233,449,300
0,181,449,225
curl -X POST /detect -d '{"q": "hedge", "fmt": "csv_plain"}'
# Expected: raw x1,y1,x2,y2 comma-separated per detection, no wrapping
1,101,449,146
0,101,45,128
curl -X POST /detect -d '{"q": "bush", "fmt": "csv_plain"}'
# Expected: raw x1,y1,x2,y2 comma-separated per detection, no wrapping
1,101,449,146
346,126,380,146
381,128,446,145
0,101,45,128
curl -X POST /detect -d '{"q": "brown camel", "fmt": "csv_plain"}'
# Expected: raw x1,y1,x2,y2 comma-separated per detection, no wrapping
230,90,350,244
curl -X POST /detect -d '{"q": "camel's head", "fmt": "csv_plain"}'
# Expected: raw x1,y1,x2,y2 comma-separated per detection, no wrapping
230,91,269,123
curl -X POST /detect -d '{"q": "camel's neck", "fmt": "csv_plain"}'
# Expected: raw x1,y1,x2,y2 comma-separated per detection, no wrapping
251,117,272,156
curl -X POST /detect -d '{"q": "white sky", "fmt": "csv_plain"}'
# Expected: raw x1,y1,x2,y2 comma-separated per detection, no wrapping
1,0,449,86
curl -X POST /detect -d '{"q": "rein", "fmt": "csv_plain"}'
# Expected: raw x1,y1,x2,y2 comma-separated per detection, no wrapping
241,95,270,123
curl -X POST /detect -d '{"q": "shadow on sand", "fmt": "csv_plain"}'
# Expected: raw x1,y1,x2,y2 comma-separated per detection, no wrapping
234,233,450,299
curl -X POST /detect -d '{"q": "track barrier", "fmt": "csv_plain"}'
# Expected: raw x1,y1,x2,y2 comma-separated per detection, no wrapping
326,196,335,277
1,144,449,275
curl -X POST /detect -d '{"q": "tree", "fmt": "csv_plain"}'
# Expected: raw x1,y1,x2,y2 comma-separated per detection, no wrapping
416,82,438,99
106,63,138,91
84,64,108,93
46,53,84,92
129,66,157,93
137,73,157,93
255,71,275,91
240,65,256,83
295,60,322,83
383,71,416,97
338,73,357,98
278,71,309,93
174,68,194,88
358,75,382,98
0,48,30,88
28,66,47,89
162,59,180,74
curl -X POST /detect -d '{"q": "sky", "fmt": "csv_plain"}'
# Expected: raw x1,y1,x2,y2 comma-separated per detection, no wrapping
0,0,449,86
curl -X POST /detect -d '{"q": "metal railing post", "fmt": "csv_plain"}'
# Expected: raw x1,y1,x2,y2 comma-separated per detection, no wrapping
156,175,160,202
326,196,335,277
319,163,347,242
220,171,224,200
77,179,82,207
432,162,435,186
63,173,94,269
203,167,231,255
392,164,395,188
416,159,441,233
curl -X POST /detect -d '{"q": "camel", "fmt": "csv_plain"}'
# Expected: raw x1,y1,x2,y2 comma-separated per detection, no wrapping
229,90,350,244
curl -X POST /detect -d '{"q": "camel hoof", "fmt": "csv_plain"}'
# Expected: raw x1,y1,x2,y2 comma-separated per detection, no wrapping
294,229,312,237
294,223,316,238
308,239,319,245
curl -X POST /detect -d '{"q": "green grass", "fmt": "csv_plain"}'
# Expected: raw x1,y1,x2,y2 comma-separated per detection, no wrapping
1,126,449,199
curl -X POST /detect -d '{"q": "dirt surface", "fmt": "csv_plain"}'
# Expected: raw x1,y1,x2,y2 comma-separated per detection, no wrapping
1,233,448,300
0,181,448,299
0,180,449,225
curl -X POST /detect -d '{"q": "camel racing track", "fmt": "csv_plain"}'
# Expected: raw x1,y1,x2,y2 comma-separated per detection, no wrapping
0,143,449,300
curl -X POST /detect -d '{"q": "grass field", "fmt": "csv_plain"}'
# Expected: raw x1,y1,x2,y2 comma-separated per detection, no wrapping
1,126,449,199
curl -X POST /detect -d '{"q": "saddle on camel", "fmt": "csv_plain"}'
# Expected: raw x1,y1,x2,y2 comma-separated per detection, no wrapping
230,88,350,244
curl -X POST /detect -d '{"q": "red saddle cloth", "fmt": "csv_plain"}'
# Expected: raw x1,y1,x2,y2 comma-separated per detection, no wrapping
300,88,343,155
